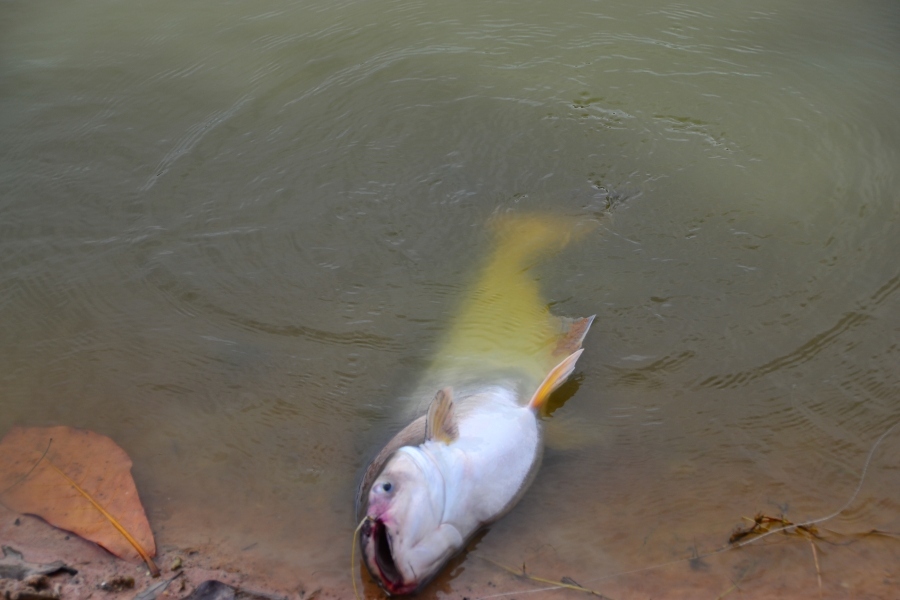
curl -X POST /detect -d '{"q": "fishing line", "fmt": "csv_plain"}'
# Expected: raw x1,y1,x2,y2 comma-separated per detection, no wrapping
476,419,899,599
351,515,373,600
731,418,899,546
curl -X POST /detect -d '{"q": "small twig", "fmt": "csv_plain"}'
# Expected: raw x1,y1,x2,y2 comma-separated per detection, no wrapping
715,580,738,600
717,560,753,600
809,539,822,599
481,557,615,599
134,571,183,600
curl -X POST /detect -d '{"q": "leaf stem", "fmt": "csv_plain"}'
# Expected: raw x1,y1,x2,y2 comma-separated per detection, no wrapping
44,458,160,577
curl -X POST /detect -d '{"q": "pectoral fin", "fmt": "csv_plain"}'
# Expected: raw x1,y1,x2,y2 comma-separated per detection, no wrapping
426,388,459,444
527,349,584,412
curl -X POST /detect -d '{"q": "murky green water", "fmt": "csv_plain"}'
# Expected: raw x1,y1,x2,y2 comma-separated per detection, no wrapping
2,0,899,597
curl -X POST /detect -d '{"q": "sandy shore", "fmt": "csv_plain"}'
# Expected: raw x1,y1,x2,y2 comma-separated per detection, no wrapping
0,507,341,600
3,503,899,600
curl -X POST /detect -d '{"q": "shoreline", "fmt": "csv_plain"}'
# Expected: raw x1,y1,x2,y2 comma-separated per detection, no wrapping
4,504,898,600
0,508,336,600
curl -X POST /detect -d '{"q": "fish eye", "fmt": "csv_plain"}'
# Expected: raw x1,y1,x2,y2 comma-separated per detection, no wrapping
382,482,392,492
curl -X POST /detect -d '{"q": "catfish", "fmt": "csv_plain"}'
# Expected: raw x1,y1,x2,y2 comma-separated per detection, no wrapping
356,214,595,595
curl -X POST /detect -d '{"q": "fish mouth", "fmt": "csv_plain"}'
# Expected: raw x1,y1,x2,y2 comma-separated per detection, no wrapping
361,518,417,595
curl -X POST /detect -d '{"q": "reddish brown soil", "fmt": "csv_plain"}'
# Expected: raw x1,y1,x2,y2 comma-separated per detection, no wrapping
0,507,338,600
3,503,898,600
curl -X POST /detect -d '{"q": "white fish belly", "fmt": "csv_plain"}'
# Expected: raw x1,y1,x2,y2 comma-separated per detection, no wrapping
429,387,542,531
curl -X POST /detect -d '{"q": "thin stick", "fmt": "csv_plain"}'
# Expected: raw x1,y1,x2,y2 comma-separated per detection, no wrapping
809,539,822,598
351,516,372,600
715,581,738,600
481,558,614,599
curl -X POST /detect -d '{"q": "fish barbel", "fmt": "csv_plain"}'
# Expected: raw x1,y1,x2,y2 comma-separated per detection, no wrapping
356,214,595,595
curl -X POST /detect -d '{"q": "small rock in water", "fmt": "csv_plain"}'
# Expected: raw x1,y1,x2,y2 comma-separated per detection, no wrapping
23,575,49,590
182,581,235,600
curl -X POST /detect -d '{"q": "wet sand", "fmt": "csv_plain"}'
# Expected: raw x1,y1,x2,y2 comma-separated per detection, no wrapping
3,501,898,600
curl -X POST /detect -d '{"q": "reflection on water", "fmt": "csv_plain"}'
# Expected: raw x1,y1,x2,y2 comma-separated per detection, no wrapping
1,0,899,596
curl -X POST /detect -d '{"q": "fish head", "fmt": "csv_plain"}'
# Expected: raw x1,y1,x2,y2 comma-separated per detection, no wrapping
360,447,463,595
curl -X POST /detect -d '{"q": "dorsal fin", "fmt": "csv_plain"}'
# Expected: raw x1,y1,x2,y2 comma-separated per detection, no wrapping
527,349,584,412
426,388,459,444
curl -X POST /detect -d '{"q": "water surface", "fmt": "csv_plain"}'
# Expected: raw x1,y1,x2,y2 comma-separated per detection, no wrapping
2,0,899,597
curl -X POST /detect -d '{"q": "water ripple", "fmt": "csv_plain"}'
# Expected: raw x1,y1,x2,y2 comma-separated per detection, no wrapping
697,273,900,390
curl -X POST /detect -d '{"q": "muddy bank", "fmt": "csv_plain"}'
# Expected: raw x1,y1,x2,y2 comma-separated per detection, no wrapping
0,507,334,600
3,503,899,600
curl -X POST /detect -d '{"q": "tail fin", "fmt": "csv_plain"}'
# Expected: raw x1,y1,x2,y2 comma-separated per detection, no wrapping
430,214,596,391
486,213,593,273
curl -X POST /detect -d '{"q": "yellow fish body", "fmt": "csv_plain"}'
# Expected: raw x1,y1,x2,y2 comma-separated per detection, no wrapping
357,214,594,595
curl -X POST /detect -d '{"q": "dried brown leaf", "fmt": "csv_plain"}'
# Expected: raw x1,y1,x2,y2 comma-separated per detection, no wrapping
0,426,158,575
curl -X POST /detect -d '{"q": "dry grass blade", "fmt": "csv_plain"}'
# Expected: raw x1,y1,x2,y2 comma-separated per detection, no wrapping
351,516,373,600
482,557,615,599
713,558,754,600
809,540,822,599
